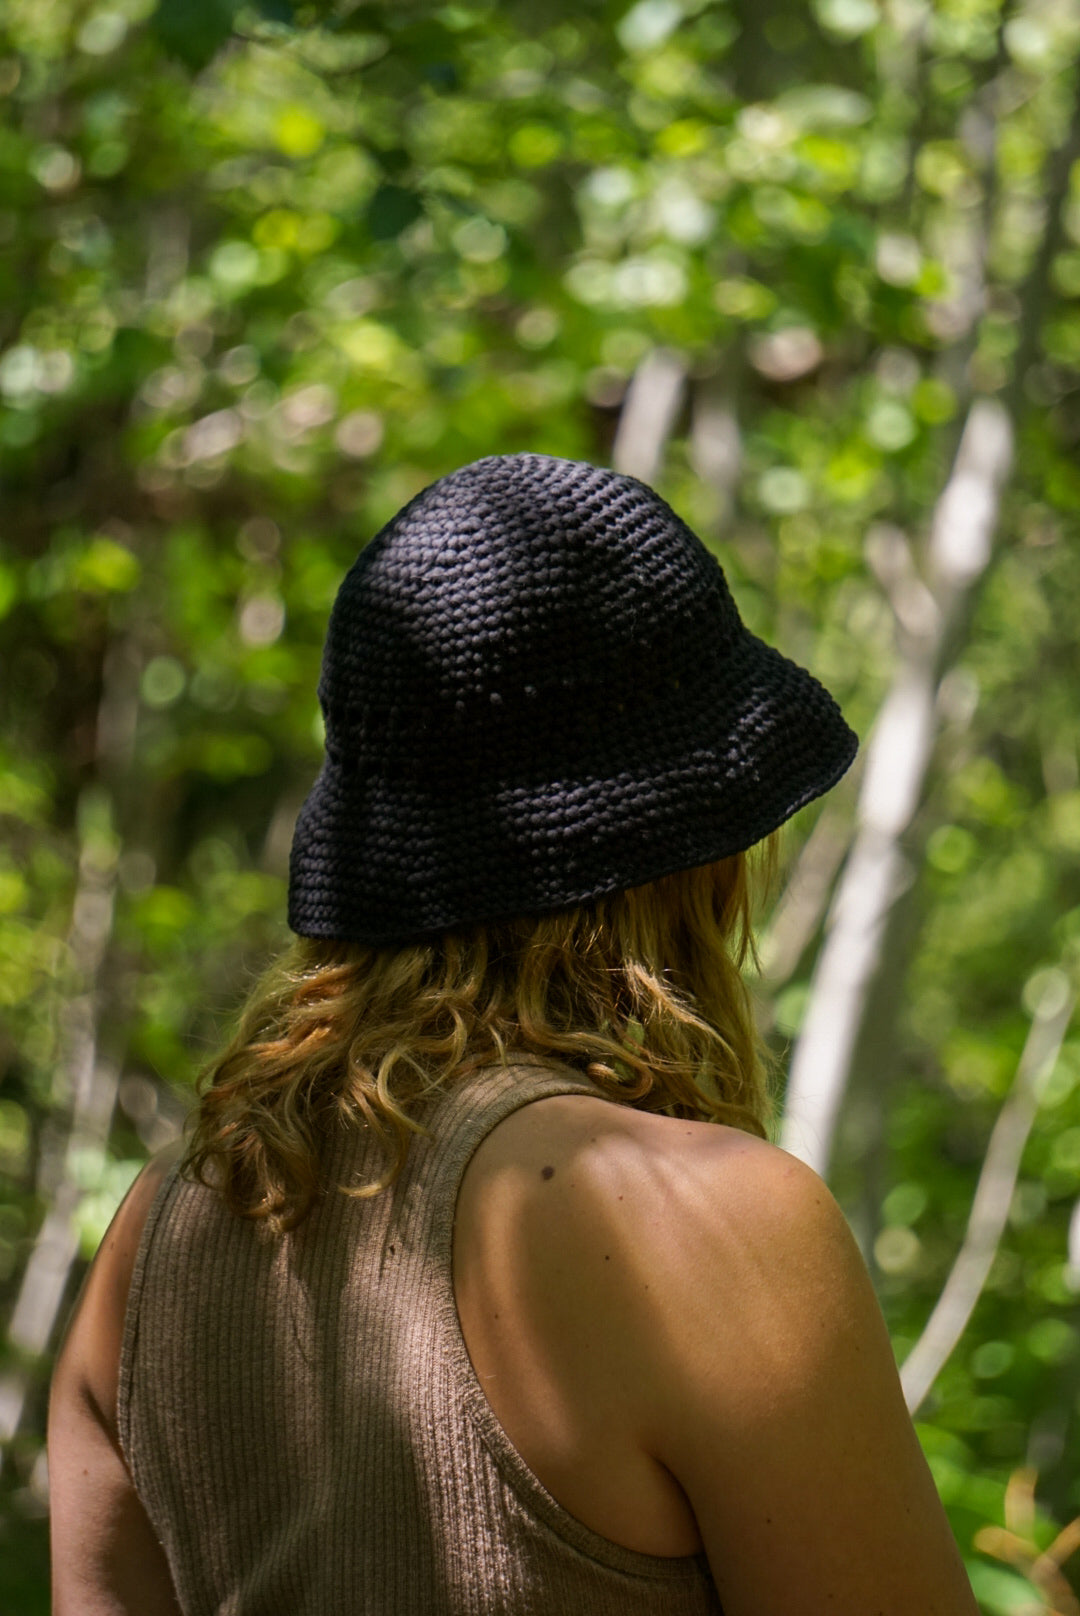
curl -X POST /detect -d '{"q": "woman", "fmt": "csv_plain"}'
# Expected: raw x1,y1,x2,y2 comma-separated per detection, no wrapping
49,454,979,1614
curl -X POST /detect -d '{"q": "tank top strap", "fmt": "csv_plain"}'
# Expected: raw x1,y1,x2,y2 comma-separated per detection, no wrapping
369,1056,715,1586
393,1054,608,1254
118,1055,721,1608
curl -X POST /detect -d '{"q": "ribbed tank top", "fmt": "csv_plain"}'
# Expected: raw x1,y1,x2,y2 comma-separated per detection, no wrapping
118,1059,723,1615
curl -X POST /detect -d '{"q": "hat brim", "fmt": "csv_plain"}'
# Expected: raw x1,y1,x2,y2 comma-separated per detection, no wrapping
287,630,857,946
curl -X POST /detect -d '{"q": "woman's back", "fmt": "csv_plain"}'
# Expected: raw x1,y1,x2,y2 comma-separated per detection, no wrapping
115,1060,721,1615
453,1068,980,1615
454,1082,709,1558
48,455,979,1613
53,1052,979,1614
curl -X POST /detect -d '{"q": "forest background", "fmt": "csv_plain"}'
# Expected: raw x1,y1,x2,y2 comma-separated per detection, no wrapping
3,0,1080,1609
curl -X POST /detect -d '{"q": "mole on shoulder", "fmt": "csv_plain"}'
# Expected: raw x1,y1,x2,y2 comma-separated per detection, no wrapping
540,1165,555,1181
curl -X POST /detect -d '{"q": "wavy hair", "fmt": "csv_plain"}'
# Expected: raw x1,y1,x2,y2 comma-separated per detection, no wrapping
184,840,778,1232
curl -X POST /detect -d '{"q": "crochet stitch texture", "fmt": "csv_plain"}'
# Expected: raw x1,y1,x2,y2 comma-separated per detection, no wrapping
288,453,858,943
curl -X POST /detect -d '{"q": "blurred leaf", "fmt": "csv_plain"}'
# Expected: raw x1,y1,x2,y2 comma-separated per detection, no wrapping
365,183,425,241
150,0,245,72
965,1559,1049,1615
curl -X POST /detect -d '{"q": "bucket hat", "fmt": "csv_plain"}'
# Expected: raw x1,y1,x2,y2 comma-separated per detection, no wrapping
288,453,857,945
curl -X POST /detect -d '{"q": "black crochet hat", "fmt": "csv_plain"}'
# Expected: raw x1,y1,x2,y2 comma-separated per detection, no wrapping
288,453,857,945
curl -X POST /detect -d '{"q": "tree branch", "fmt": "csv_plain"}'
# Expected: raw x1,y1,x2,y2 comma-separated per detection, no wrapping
611,347,686,484
0,636,140,1470
780,399,1014,1173
757,789,858,994
900,972,1076,1416
689,368,743,531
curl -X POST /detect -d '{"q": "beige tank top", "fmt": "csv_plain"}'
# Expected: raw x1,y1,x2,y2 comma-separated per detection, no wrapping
118,1059,723,1615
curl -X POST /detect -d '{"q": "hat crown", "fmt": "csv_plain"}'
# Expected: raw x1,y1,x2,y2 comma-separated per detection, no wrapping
288,452,858,944
319,454,739,720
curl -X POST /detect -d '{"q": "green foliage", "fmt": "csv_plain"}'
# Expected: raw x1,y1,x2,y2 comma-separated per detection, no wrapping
3,0,1080,1607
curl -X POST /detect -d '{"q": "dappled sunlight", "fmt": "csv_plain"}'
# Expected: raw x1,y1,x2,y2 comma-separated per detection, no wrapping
3,0,1080,1606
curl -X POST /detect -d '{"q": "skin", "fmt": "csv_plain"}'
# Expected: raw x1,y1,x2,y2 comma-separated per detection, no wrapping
48,1144,183,1616
455,1096,980,1614
50,1098,980,1615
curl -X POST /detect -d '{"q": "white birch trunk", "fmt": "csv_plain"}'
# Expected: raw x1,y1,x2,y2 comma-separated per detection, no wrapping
781,400,1014,1173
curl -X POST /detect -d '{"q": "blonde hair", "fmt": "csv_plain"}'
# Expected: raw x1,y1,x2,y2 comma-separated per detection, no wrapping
184,841,778,1232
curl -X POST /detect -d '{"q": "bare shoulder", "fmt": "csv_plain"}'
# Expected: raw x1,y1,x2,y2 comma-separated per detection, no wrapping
90,1139,182,1306
495,1099,977,1614
95,1139,183,1291
49,1142,187,1615
577,1114,887,1409
612,1111,862,1323
497,1092,834,1281
53,1140,184,1437
482,1094,850,1394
